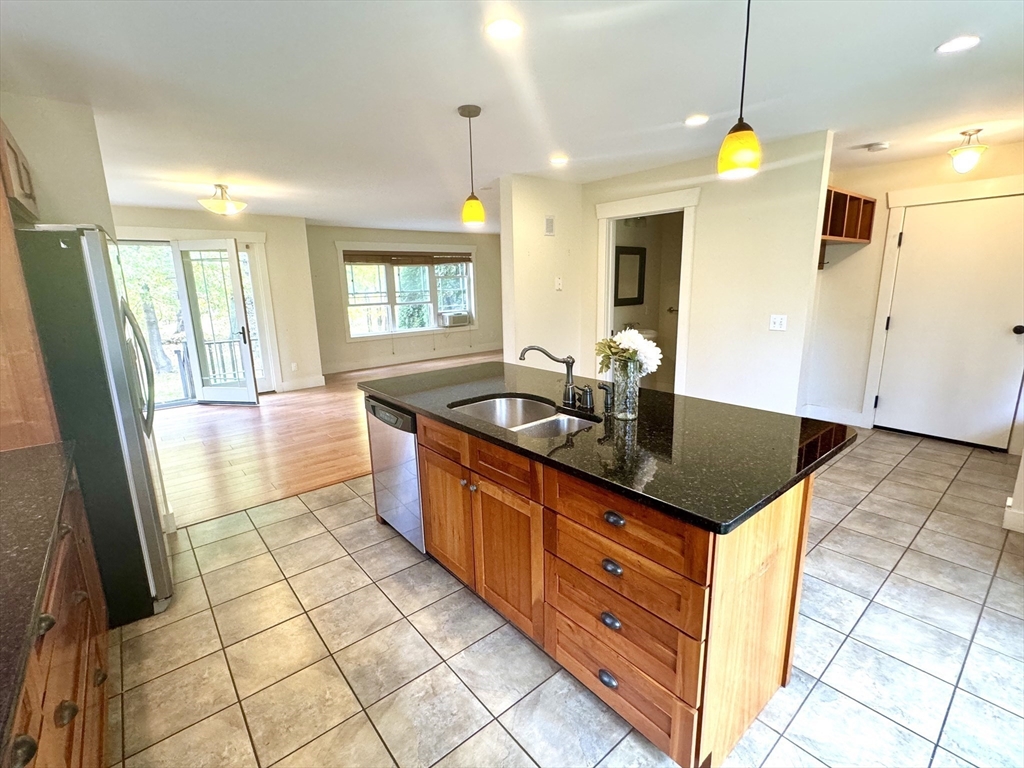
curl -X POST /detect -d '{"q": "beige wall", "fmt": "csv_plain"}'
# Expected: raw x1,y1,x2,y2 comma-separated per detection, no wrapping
0,91,114,234
804,142,1024,425
111,206,324,391
306,225,502,373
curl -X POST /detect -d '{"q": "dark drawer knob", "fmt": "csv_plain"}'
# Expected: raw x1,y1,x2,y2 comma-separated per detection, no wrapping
598,669,619,689
93,668,108,687
603,511,626,528
10,734,37,768
72,590,89,605
54,700,79,727
600,611,622,631
37,613,56,636
601,558,624,577
59,522,73,539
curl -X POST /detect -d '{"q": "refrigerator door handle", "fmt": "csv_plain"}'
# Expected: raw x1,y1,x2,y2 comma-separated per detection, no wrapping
121,299,156,436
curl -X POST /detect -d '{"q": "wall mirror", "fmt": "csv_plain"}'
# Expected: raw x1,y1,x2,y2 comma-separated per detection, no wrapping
614,246,646,306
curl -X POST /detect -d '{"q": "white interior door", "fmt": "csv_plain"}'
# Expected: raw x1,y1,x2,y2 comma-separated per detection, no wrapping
171,239,259,405
875,195,1024,448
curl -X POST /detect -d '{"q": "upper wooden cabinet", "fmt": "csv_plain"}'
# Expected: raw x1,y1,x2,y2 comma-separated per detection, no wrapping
819,185,876,269
0,119,39,222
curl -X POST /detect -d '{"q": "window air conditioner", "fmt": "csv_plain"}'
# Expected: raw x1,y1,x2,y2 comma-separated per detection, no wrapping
440,312,470,328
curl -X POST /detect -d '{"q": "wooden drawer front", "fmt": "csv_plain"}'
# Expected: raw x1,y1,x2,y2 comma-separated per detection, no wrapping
4,655,45,768
544,468,711,586
545,554,703,707
544,606,696,768
32,535,72,675
469,437,542,502
63,479,107,633
546,514,707,640
81,631,108,768
417,417,469,465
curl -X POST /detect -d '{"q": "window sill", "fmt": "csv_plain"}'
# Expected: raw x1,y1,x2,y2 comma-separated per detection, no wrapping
347,323,478,343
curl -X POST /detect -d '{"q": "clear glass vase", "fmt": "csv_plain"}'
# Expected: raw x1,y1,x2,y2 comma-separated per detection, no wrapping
611,357,641,421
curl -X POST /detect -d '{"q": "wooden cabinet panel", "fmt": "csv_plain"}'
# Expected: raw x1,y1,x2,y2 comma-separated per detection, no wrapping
545,554,703,707
417,417,469,465
63,476,107,634
545,512,707,640
472,474,545,641
468,437,542,501
419,448,475,587
3,654,45,768
543,467,711,585
81,629,107,768
545,606,697,768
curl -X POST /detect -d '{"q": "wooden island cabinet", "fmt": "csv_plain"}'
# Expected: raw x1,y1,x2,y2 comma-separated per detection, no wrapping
415,415,814,768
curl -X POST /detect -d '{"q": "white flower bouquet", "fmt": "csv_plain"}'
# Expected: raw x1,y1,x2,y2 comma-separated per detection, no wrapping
595,329,663,376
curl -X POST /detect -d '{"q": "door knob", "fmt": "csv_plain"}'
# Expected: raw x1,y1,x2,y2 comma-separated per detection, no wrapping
1013,325,1024,335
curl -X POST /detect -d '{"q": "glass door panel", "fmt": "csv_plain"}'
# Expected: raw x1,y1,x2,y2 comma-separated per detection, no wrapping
237,243,274,393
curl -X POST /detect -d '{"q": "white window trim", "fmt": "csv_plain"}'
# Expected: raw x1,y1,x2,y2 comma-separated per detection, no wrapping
335,241,479,344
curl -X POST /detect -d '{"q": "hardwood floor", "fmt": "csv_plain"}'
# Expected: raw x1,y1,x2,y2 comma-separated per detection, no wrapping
156,351,502,527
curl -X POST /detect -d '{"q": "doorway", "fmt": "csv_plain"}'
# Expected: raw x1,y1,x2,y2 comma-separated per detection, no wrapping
874,194,1024,448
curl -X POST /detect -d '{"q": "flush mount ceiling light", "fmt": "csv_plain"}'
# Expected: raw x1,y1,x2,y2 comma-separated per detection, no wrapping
717,0,762,180
949,129,988,173
936,35,980,54
485,18,522,40
549,153,569,167
684,114,709,127
198,184,247,215
459,105,485,229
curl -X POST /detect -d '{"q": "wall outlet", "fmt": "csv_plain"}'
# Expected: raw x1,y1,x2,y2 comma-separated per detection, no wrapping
291,362,298,371
769,314,787,331
545,215,555,236
555,276,563,291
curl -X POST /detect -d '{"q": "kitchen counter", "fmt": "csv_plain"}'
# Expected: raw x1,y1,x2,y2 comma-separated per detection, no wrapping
0,441,74,739
359,362,854,534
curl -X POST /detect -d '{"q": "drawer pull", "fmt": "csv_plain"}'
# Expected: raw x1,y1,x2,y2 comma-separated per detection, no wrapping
93,668,108,686
72,590,89,605
10,734,37,768
59,522,73,539
603,510,626,528
460,479,468,487
36,613,56,636
601,558,624,577
54,700,79,727
600,611,622,631
598,669,619,689
469,484,478,492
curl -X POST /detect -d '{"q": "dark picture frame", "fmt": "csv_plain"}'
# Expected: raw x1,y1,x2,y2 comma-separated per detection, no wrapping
613,246,646,307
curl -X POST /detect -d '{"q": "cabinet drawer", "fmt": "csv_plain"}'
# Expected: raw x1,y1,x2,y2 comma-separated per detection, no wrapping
544,606,697,768
545,513,707,640
544,468,711,585
545,554,703,707
81,630,108,768
469,437,542,502
417,417,469,465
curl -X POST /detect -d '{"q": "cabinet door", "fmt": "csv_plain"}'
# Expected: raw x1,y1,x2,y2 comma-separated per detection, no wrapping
420,447,475,587
471,474,544,641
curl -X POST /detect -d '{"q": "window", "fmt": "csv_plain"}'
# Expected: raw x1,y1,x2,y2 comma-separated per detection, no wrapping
342,252,474,338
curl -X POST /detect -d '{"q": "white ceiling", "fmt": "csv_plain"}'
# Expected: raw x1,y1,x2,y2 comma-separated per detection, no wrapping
1,0,1022,233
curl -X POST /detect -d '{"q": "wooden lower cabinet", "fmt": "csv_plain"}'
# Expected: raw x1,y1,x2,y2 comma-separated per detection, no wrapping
420,447,475,587
471,474,544,642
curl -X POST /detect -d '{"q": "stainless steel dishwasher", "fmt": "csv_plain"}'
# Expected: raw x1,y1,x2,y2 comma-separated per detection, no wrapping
364,397,424,553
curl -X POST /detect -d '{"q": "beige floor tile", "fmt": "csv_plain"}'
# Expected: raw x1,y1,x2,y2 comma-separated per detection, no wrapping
818,527,905,570
596,730,675,768
121,611,221,690
106,694,123,766
122,652,236,757
314,497,376,530
894,550,991,603
123,704,257,768
334,619,441,706
434,721,537,768
377,559,461,615
343,475,375,497
258,512,327,551
213,581,303,646
186,511,254,549
107,635,123,695
409,588,506,659
225,615,327,698
368,664,492,768
839,508,919,546
332,516,399,553
275,712,395,768
122,577,209,641
911,529,1000,575
309,584,402,652
886,467,952,493
242,658,360,767
166,530,191,555
960,643,1024,717
193,531,268,574
288,555,372,610
351,536,426,580
171,550,199,583
272,531,347,577
202,552,284,606
247,496,308,528
300,481,358,511
997,552,1024,585
987,578,1024,619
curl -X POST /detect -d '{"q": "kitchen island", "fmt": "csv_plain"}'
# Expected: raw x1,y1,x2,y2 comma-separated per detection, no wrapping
359,362,853,768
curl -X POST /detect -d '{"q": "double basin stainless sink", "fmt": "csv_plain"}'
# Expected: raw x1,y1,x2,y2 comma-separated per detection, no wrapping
448,395,599,438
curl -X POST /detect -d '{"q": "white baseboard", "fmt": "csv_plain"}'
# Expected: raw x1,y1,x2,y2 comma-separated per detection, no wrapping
323,343,502,375
275,374,327,392
1004,506,1023,534
798,404,874,429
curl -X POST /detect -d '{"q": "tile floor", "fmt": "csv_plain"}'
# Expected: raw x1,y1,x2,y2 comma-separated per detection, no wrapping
105,430,1024,768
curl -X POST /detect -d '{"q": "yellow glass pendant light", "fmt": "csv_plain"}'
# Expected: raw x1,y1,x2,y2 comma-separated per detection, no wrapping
459,105,485,228
948,129,988,174
718,0,762,180
198,184,247,215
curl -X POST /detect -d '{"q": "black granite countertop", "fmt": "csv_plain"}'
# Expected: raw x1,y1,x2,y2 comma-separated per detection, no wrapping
0,442,74,742
359,363,854,534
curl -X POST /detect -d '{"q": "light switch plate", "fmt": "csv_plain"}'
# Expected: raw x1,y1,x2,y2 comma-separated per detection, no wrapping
769,314,787,331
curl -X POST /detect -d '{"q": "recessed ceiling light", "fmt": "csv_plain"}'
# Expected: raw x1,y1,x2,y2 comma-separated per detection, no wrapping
486,18,522,40
684,114,709,127
936,35,980,54
549,153,569,168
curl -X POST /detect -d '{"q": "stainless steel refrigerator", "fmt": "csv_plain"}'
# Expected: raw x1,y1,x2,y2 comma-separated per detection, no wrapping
15,225,174,627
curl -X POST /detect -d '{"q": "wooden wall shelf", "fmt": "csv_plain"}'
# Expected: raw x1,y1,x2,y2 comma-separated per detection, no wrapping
818,186,876,269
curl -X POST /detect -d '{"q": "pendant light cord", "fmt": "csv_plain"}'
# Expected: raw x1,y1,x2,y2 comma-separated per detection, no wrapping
739,0,751,120
467,117,476,195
